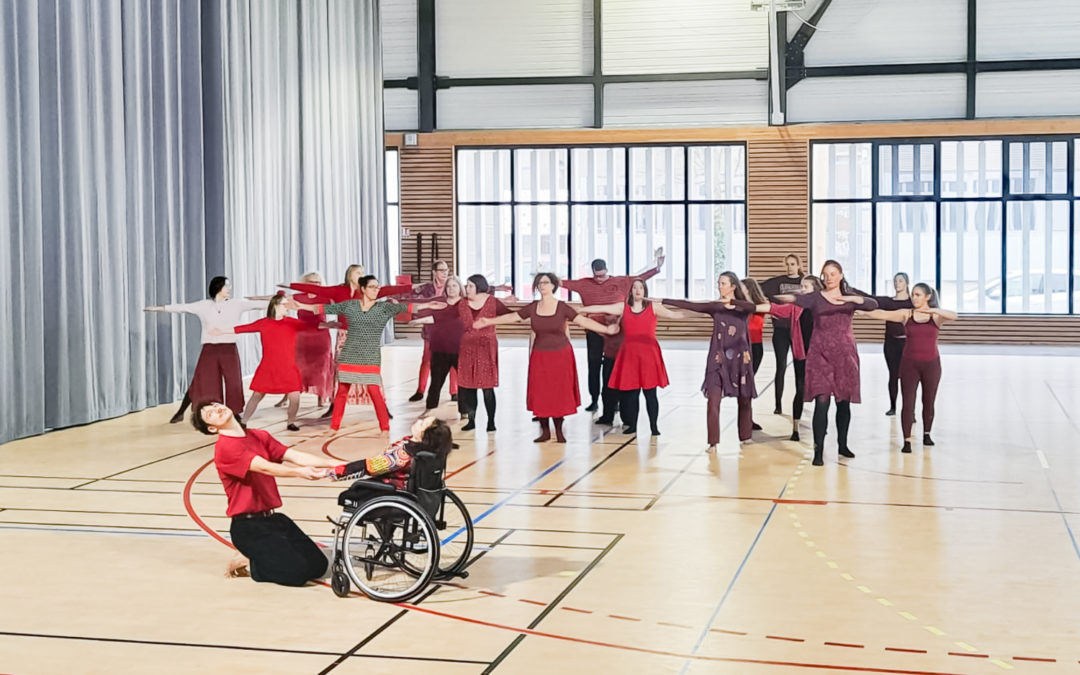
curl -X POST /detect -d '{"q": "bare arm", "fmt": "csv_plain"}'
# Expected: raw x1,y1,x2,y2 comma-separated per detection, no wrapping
409,316,435,326
473,311,524,329
577,302,624,316
651,302,693,320
572,314,619,335
923,307,958,323
247,455,327,480
861,308,910,323
282,448,338,469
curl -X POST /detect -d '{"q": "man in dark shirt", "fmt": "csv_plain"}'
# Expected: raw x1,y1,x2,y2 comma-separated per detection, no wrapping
760,255,807,415
563,248,665,420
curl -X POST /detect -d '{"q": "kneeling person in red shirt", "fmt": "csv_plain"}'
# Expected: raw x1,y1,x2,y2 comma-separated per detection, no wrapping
193,401,338,586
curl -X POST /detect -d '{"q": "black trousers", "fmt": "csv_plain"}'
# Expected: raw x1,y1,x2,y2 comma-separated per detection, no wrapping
458,386,496,423
751,342,763,374
771,325,793,411
585,331,605,403
792,358,807,420
230,513,327,587
883,337,906,410
598,354,620,420
619,387,659,432
426,351,458,409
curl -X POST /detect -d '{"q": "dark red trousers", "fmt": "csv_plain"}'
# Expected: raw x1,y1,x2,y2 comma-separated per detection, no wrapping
188,343,245,415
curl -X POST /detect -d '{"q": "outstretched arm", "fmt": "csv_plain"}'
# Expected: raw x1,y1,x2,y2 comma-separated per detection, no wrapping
651,302,692,320
473,311,524,329
861,308,910,323
631,247,665,279
923,307,958,323
282,448,338,469
572,314,619,335
576,302,625,316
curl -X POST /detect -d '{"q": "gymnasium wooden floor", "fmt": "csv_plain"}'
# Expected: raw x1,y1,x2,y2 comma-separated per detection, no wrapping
2,338,1079,674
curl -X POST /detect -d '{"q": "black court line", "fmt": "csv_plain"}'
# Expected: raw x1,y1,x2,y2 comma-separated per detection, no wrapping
542,437,637,507
483,533,624,674
0,630,488,665
318,583,445,674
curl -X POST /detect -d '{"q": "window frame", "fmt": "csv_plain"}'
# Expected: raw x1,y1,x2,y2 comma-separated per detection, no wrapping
810,134,1078,315
454,142,749,300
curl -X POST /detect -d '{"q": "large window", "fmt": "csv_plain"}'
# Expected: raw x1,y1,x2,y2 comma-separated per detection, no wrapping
812,137,1080,314
456,144,747,300
386,149,401,283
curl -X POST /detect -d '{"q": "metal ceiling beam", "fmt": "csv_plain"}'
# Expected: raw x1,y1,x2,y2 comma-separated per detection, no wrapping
785,0,834,88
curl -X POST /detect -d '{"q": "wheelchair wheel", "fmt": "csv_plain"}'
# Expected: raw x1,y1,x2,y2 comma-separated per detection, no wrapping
340,495,440,602
434,489,474,577
331,559,351,598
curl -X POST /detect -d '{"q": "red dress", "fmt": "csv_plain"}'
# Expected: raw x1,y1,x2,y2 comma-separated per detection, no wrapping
294,297,335,399
519,301,581,418
607,304,669,390
457,296,510,389
235,317,308,394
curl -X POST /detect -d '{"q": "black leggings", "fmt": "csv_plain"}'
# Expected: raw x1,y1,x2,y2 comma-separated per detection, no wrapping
600,354,620,420
426,351,458,409
585,331,605,402
619,387,659,432
458,386,496,424
811,396,852,450
751,342,763,374
230,513,327,587
883,337,906,410
771,326,793,411
792,359,806,420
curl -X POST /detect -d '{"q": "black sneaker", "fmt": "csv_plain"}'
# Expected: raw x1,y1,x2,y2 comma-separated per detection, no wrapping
751,422,762,431
584,401,598,412
923,433,935,446
450,394,458,402
901,441,912,453
838,447,855,458
286,423,300,432
885,408,896,416
596,416,614,426
169,411,185,424
408,391,424,402
789,431,800,442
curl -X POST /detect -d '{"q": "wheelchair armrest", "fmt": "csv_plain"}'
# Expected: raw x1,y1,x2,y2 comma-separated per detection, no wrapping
337,479,397,509
349,479,395,492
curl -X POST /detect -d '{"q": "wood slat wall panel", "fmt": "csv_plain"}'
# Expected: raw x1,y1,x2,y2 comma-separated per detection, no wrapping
747,138,809,280
400,147,455,283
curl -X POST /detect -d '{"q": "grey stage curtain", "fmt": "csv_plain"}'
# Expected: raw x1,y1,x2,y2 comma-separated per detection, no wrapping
215,0,386,370
0,0,385,444
0,0,208,443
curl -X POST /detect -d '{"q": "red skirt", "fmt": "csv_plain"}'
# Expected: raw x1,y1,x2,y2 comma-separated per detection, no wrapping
296,330,334,399
249,361,303,394
526,345,580,417
458,332,499,389
608,338,669,390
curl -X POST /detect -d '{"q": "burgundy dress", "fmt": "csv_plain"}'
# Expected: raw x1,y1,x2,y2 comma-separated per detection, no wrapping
518,301,581,417
234,317,308,394
457,296,511,389
294,296,335,399
607,303,669,390
794,292,878,402
663,299,757,398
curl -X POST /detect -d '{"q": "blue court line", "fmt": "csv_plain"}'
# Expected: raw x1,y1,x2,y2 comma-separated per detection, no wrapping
442,459,565,546
677,484,786,675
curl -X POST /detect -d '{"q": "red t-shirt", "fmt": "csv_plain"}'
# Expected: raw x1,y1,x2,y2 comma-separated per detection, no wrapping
748,313,764,344
214,429,289,517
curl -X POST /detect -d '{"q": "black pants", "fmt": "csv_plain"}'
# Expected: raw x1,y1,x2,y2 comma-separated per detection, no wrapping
619,387,659,432
792,359,807,420
812,397,852,451
883,337,906,410
230,513,328,587
751,342,763,374
771,325,793,411
585,331,605,403
426,351,458,409
458,386,496,423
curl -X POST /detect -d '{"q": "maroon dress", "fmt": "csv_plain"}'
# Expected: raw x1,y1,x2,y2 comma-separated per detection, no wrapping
663,299,757,398
794,292,878,402
607,303,669,390
518,301,581,417
457,296,511,389
294,297,334,399
234,317,308,394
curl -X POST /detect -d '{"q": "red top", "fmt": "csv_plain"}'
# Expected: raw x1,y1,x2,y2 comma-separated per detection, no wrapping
562,267,660,321
903,317,940,362
235,317,307,363
421,302,465,353
289,282,416,328
748,313,764,343
214,429,288,517
518,301,579,351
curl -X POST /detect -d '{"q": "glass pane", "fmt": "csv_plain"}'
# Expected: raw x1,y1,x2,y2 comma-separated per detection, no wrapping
689,145,746,201
875,203,936,295
386,204,401,283
458,206,513,290
514,205,569,300
629,146,685,201
878,144,934,196
812,143,872,200
629,205,685,298
514,148,568,202
571,147,626,201
1004,200,1070,314
1008,141,1068,195
570,206,627,283
939,202,1003,313
810,203,872,291
385,149,399,203
688,204,747,298
940,140,1002,198
456,149,511,202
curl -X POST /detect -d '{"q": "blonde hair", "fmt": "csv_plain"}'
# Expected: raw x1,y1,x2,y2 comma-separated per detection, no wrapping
301,271,323,284
445,275,464,299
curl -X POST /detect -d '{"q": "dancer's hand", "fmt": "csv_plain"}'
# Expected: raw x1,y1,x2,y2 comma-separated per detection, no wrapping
473,317,492,329
605,323,620,335
294,466,327,481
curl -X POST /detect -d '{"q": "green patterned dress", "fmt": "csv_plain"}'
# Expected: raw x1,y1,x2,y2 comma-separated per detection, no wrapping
324,300,409,386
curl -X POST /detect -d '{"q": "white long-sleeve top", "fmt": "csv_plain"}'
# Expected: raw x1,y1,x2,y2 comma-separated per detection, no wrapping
162,299,267,344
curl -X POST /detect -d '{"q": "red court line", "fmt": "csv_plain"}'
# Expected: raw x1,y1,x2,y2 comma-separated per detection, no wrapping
767,635,806,642
946,653,988,659
562,607,593,615
608,615,641,622
774,499,829,505
445,449,497,479
518,599,547,606
886,648,929,654
826,642,865,649
182,460,234,549
1012,656,1055,662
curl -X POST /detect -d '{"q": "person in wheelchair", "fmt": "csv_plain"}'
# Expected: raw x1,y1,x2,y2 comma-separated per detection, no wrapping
329,415,452,488
193,401,339,586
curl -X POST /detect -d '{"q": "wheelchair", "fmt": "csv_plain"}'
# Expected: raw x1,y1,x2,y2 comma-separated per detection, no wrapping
329,449,474,602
